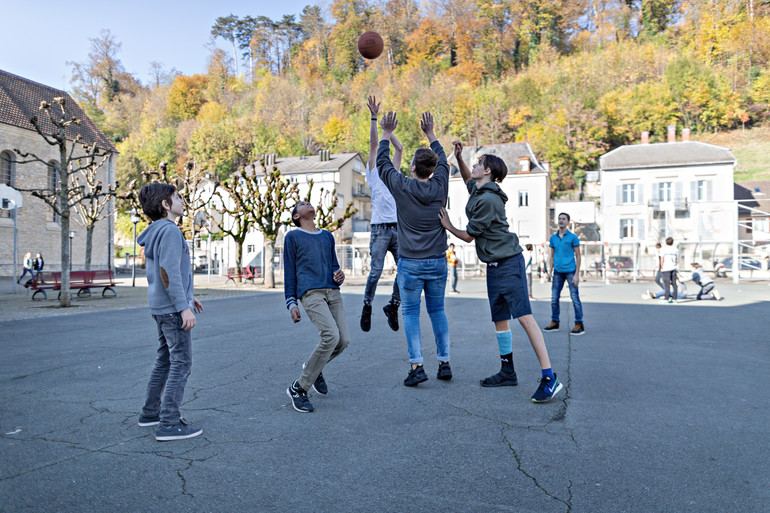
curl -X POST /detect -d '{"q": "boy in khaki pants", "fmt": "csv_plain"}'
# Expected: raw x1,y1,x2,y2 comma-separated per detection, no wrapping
284,200,350,413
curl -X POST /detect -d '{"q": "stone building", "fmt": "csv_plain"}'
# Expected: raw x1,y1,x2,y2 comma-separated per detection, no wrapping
0,69,117,277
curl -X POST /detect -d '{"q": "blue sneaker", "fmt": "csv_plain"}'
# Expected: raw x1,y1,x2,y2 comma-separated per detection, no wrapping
303,362,328,395
154,422,202,441
286,381,314,412
531,375,563,403
138,414,159,427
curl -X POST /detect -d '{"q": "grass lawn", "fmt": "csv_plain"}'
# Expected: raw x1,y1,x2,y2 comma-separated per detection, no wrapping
697,125,770,182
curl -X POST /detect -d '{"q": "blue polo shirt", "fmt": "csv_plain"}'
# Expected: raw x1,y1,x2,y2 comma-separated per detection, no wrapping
549,230,580,273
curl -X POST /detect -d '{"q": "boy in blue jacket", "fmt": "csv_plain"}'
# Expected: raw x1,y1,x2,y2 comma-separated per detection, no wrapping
137,183,204,440
284,201,350,413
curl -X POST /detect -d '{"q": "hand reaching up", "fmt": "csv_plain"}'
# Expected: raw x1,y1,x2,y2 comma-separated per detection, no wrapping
420,112,436,141
367,95,380,118
380,111,398,135
452,140,463,161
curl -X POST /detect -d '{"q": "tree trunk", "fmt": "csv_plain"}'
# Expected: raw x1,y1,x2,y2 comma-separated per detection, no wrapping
235,239,244,283
264,240,276,288
85,225,93,271
59,145,71,307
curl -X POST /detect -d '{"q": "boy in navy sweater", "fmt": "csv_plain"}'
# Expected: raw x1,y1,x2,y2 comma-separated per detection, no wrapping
284,201,350,413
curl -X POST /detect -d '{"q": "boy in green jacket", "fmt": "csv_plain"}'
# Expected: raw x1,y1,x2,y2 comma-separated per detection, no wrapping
439,141,562,403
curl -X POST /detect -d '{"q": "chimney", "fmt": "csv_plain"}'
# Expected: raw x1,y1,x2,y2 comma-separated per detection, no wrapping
319,149,328,162
641,131,650,144
518,157,530,174
682,128,690,142
667,124,676,143
541,161,550,172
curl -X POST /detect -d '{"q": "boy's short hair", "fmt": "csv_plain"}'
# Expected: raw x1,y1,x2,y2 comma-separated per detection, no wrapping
691,262,701,268
139,183,177,221
526,244,533,251
479,154,507,183
655,242,662,248
412,148,438,179
558,212,570,221
665,237,674,245
449,243,455,248
291,203,302,227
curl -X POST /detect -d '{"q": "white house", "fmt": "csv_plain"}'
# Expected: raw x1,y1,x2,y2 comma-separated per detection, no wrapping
444,142,551,268
207,151,369,274
599,140,737,252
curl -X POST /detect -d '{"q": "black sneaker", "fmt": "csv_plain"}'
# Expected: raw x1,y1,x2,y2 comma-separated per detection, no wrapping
286,381,314,412
570,322,585,336
403,365,428,386
303,362,328,395
543,321,559,332
436,361,452,380
480,369,518,387
383,303,399,331
360,304,372,332
138,414,160,427
154,422,202,441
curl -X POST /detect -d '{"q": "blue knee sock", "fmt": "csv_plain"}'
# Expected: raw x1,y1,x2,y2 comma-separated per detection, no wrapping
541,368,555,381
495,330,512,355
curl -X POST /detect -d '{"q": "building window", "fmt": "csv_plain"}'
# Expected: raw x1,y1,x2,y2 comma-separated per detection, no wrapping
622,184,635,204
693,179,712,201
620,219,634,239
518,191,529,207
247,245,255,253
658,182,672,202
48,161,61,223
1,151,15,218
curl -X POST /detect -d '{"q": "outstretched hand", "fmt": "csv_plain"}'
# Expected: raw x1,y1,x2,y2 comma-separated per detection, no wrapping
438,207,452,230
380,111,398,134
420,112,435,136
367,95,380,117
452,140,463,160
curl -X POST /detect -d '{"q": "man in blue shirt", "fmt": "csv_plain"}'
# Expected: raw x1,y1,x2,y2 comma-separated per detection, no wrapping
543,212,584,335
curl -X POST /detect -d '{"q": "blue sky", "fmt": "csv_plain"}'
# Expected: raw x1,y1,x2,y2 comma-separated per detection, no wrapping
1,0,324,90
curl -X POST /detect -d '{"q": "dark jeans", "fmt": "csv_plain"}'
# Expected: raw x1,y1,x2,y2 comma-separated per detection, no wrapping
661,270,677,301
142,313,192,428
18,269,34,282
450,265,458,292
654,269,664,291
697,282,714,300
550,270,583,323
363,224,400,306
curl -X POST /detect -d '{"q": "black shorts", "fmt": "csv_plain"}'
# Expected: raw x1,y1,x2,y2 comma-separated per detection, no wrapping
486,253,532,322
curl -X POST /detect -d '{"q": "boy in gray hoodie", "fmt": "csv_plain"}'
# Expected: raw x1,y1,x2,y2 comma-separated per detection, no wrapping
136,183,203,441
439,142,562,403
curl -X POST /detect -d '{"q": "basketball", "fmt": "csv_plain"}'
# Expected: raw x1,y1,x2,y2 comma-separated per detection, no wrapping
358,31,384,60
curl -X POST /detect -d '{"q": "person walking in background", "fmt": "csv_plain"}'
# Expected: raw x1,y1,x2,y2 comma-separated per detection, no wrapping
360,96,402,333
446,243,459,293
659,237,679,304
378,110,452,387
653,242,665,293
17,252,33,284
543,213,584,335
524,244,534,300
284,200,350,413
33,253,44,280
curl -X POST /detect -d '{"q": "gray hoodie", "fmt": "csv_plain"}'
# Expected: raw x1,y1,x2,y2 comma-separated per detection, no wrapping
137,218,194,315
465,180,522,263
377,139,449,259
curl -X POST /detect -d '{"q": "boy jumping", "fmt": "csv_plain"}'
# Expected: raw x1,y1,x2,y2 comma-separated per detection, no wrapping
284,201,350,413
439,142,562,403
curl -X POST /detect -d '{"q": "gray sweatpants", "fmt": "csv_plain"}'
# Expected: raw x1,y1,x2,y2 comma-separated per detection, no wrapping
298,288,350,391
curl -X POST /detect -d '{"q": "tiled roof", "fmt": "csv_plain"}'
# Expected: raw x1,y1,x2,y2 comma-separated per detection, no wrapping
600,141,735,171
447,142,548,177
255,153,361,175
0,69,117,153
735,181,770,216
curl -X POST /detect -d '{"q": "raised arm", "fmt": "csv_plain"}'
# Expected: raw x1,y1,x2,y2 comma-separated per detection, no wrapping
453,140,471,184
420,111,437,143
367,95,380,171
390,132,404,172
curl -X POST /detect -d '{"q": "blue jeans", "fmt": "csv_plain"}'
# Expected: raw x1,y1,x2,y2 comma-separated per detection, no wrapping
397,257,450,364
551,271,583,323
142,313,192,428
450,265,458,292
364,224,400,306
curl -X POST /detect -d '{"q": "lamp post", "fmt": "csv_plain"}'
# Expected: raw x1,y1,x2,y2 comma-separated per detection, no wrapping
130,208,140,287
69,231,75,271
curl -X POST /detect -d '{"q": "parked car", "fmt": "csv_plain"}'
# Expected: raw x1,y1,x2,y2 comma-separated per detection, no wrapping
608,256,634,271
714,256,762,277
191,254,208,271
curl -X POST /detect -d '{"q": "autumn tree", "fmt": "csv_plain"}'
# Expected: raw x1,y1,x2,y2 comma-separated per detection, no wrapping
211,14,241,77
13,97,113,307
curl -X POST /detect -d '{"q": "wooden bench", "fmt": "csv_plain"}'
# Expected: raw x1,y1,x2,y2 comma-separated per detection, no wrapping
224,266,262,285
28,270,117,300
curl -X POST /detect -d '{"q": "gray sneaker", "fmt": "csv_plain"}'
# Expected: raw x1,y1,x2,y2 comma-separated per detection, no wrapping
155,422,202,441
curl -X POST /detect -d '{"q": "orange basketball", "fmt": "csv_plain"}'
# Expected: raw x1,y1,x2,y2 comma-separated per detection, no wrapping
358,31,384,60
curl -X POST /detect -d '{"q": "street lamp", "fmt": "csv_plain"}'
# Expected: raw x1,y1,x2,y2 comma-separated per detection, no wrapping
130,208,140,287
69,231,75,271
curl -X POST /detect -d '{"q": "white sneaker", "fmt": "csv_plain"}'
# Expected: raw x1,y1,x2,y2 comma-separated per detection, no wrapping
713,289,721,301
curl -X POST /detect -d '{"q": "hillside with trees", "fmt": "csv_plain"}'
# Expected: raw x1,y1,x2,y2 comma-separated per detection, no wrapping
65,0,770,202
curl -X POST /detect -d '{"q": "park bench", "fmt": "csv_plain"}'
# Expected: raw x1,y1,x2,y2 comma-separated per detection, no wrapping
28,270,117,300
224,266,262,285
26,272,57,300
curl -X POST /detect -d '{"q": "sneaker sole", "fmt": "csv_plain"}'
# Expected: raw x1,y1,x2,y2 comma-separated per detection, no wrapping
286,388,313,412
155,429,203,441
138,420,160,427
404,376,428,387
437,374,452,381
480,378,518,387
570,331,585,336
311,384,327,395
543,328,559,332
532,382,564,403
